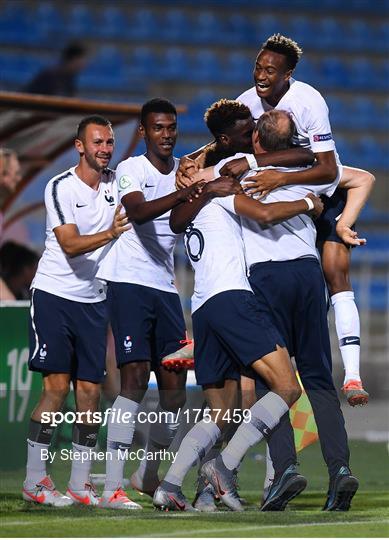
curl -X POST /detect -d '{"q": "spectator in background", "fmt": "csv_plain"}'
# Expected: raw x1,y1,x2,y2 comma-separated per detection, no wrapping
24,42,87,97
0,241,39,300
0,148,23,271
0,148,21,208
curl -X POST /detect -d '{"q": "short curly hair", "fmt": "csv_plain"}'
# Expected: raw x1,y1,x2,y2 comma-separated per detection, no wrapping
261,34,303,70
140,98,177,126
204,99,252,138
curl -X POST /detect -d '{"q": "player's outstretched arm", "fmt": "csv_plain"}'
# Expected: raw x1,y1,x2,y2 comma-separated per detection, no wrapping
54,204,130,257
170,176,242,233
336,166,375,246
122,183,204,226
242,150,338,199
219,147,314,178
233,192,323,225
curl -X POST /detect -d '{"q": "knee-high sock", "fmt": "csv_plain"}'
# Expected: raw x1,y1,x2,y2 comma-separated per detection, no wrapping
221,392,289,471
136,405,180,482
25,440,50,490
24,419,55,490
162,420,220,487
69,423,100,491
104,395,139,492
331,291,361,384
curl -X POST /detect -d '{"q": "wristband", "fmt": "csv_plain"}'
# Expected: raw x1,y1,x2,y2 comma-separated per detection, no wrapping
303,197,315,211
246,154,258,170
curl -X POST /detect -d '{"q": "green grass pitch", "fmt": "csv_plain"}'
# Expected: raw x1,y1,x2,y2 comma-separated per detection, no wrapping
1,441,388,537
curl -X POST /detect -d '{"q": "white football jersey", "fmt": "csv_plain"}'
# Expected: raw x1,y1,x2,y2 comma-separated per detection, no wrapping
97,155,179,293
214,154,339,266
32,167,118,303
237,78,342,178
184,199,251,313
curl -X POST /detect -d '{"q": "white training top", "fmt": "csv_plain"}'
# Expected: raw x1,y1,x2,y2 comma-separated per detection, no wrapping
214,154,338,267
32,167,118,303
237,78,342,178
184,199,251,314
97,154,179,293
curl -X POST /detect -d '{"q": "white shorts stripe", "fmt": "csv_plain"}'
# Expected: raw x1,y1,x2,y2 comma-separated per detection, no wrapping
30,289,39,361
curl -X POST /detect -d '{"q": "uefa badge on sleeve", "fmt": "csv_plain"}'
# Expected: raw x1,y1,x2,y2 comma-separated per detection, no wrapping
119,175,132,190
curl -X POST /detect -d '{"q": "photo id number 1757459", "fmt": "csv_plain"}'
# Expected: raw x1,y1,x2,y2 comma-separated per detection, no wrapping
182,408,252,424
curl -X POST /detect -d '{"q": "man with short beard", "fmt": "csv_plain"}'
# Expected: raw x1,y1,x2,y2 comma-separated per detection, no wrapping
23,115,129,507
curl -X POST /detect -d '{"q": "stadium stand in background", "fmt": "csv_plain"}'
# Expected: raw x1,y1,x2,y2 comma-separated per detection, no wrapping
0,0,388,396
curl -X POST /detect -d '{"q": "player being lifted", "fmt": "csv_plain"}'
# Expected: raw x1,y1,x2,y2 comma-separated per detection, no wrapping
220,34,374,406
178,35,374,406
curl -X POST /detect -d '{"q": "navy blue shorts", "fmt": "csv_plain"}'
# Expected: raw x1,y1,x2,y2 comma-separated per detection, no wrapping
29,289,108,383
315,188,352,244
107,282,187,368
249,258,335,393
192,290,285,386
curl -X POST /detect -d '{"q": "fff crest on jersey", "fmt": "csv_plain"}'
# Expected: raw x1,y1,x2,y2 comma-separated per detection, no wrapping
104,189,115,206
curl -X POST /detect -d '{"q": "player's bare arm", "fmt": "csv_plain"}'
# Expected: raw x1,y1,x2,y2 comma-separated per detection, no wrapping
335,167,375,246
170,176,242,233
180,149,316,188
243,150,338,198
122,183,204,226
54,204,130,257
219,147,314,178
233,192,323,225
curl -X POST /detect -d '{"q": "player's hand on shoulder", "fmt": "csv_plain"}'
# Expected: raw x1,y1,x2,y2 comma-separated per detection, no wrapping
336,220,367,247
110,204,131,239
305,193,324,219
207,176,243,198
243,169,284,199
176,157,199,189
220,157,249,178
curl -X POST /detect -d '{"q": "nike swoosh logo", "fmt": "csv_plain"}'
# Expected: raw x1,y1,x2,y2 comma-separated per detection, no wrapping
345,339,359,344
145,184,155,188
67,488,90,505
76,203,87,208
168,495,186,511
23,489,45,504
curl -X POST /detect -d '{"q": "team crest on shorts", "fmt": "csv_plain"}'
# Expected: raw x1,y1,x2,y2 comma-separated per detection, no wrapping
39,344,47,362
123,335,132,353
